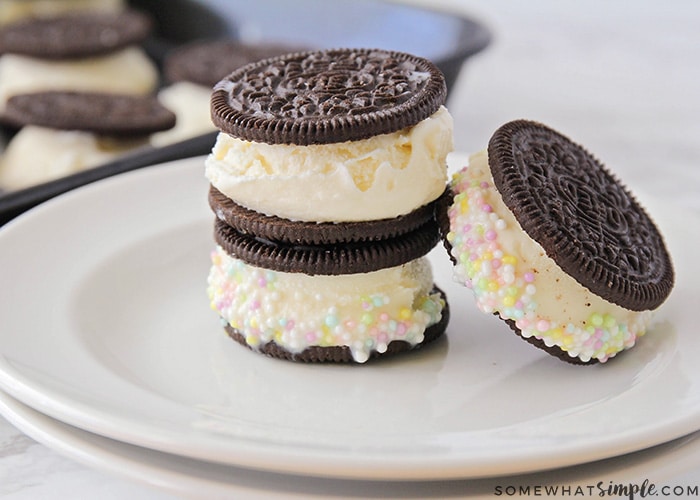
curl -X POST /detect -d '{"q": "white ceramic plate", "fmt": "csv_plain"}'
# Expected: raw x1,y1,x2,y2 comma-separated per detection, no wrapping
0,156,698,480
2,389,699,499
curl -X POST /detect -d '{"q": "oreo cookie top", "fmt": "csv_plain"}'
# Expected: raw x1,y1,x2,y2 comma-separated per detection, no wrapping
487,120,674,311
164,40,301,88
0,10,151,59
1,91,175,135
211,48,447,145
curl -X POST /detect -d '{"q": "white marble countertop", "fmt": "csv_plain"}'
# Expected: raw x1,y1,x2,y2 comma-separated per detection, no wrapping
2,1,699,498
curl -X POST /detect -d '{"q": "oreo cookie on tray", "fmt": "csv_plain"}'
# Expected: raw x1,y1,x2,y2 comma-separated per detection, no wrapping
1,91,175,135
0,9,152,60
442,119,674,365
163,39,306,88
205,48,454,363
0,91,175,191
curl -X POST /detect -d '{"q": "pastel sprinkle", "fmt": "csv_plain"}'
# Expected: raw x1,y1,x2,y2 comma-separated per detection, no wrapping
590,313,604,327
325,314,339,328
207,247,444,363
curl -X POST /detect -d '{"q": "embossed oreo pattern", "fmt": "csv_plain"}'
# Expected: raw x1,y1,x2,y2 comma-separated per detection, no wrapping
211,48,446,145
487,120,674,311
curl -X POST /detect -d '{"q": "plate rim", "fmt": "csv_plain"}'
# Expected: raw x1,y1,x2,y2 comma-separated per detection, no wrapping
0,156,698,481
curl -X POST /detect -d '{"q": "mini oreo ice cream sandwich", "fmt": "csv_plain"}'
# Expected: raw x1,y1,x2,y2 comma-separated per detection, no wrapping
206,48,453,363
443,120,674,364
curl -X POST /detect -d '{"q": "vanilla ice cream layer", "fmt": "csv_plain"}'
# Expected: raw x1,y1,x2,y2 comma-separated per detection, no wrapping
446,150,651,363
0,47,158,111
0,0,124,24
150,81,216,147
0,125,146,190
205,106,453,222
207,248,445,363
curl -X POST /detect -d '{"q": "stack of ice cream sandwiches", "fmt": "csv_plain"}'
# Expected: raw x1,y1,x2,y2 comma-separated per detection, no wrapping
205,48,454,363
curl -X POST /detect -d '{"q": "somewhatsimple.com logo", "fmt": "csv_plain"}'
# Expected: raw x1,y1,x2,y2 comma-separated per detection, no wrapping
493,479,699,498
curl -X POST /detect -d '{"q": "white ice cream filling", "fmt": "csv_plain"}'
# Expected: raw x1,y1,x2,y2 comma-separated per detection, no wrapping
205,106,453,222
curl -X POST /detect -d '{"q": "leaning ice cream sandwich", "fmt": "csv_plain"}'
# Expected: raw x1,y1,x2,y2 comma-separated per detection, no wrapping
442,120,674,364
206,48,454,363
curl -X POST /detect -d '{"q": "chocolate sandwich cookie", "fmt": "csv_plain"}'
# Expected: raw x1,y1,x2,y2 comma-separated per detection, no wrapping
0,10,151,59
488,121,673,310
210,47,447,145
443,120,674,364
1,91,176,135
163,40,302,88
208,184,445,245
213,216,441,275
